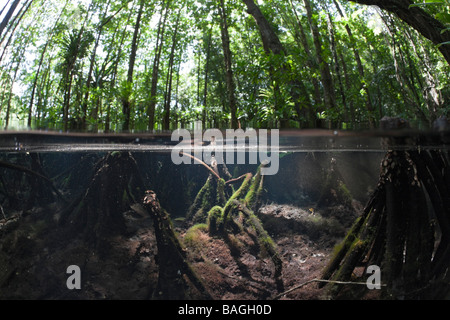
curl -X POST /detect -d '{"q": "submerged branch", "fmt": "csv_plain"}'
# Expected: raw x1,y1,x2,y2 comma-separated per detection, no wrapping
0,160,65,201
180,151,221,180
143,190,212,300
225,174,248,185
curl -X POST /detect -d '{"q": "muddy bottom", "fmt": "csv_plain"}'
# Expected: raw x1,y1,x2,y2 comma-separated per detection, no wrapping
0,201,364,300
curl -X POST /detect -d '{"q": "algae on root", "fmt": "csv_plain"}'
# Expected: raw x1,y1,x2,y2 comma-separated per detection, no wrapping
185,159,283,291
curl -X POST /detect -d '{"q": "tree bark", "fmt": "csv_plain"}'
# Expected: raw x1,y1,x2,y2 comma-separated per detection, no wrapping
242,0,285,55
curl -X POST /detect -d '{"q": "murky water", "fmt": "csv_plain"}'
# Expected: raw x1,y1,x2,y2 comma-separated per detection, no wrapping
0,129,449,300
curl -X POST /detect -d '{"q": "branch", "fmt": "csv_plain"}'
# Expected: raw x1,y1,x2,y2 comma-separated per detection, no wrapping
0,160,65,201
272,278,387,300
225,174,248,185
180,151,221,180
99,0,134,28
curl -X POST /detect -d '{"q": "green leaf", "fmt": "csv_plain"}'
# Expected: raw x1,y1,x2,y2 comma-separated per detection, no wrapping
436,12,450,24
437,41,450,47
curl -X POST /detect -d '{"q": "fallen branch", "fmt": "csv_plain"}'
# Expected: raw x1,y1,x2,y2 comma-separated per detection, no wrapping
272,278,387,300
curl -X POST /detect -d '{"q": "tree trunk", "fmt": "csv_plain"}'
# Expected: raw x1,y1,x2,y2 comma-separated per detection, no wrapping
333,0,375,127
242,0,286,127
28,0,69,128
287,0,321,126
0,0,21,40
202,26,212,129
62,3,94,131
163,5,181,131
379,13,425,120
242,0,311,129
105,5,134,132
242,0,285,55
0,0,33,65
148,0,171,131
123,0,145,132
327,12,348,125
303,0,336,112
62,70,74,131
81,0,111,131
143,190,212,300
218,0,238,129
5,45,25,129
0,1,12,18
401,23,443,124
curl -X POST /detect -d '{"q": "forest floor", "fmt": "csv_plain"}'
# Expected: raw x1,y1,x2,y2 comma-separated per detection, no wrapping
0,199,373,300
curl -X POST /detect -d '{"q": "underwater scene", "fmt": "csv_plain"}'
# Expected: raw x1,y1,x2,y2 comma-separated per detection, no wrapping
2,0,450,306
0,127,449,300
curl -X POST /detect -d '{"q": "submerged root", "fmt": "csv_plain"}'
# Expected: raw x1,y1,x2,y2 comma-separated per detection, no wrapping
143,190,212,300
230,199,284,291
187,162,283,291
321,149,450,299
58,152,144,251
